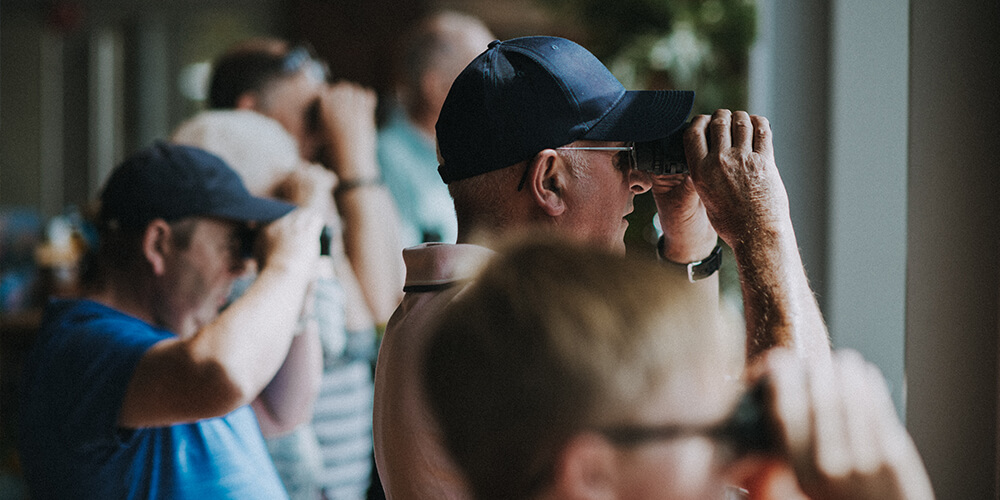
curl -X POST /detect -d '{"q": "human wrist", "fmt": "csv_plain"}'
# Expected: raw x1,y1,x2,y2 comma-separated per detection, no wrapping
658,217,718,264
324,136,378,177
658,236,723,282
259,253,316,283
334,176,384,196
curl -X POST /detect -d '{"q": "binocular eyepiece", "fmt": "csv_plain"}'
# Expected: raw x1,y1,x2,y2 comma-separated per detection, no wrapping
712,381,778,456
633,124,689,176
238,224,333,260
319,225,332,256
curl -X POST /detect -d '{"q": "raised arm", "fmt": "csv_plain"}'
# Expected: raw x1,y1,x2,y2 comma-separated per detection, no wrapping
318,81,405,326
118,209,324,428
251,163,339,435
252,314,323,437
686,110,830,363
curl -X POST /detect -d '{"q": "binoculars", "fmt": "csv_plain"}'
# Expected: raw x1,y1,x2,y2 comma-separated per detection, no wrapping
633,125,689,176
238,224,333,260
713,381,778,456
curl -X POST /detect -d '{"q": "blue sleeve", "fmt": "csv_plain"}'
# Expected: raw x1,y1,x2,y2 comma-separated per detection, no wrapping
44,313,166,452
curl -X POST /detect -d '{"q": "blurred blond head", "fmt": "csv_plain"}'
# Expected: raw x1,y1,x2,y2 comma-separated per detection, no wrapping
424,232,740,500
171,109,300,197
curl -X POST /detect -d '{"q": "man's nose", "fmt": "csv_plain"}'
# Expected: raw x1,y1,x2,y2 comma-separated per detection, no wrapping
629,168,653,194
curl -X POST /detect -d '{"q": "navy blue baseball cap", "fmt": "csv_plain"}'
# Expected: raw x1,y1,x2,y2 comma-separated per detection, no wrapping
99,141,295,229
436,36,695,184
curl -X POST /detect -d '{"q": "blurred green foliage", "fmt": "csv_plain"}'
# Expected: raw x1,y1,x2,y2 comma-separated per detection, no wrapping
537,0,755,113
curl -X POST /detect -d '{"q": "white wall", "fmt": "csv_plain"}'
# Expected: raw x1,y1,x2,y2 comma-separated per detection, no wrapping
748,0,830,302
826,0,910,415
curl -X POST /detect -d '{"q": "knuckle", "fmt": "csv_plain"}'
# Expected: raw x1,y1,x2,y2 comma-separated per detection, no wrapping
683,126,700,141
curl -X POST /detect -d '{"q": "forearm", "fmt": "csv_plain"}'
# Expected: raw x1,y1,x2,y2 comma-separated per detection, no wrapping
317,82,405,323
731,224,830,362
331,241,378,332
118,210,323,428
253,323,323,437
656,196,718,264
336,184,405,325
655,223,721,312
190,264,313,405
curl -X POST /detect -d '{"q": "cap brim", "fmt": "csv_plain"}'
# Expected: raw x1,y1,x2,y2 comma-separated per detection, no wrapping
582,90,695,143
208,196,296,224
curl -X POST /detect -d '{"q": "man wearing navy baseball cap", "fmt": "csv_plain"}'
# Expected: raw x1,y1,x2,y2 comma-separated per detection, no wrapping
18,142,325,499
373,36,832,499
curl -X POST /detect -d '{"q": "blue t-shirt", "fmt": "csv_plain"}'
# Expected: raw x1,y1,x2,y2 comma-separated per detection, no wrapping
18,299,289,499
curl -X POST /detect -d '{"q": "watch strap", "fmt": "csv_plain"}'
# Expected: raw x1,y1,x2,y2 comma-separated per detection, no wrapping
659,237,723,283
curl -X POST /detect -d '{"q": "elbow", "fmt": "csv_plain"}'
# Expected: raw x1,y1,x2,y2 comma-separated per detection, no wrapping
255,374,322,437
189,358,258,417
256,409,309,438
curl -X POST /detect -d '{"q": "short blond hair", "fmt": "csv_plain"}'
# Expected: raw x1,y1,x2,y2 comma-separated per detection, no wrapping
171,109,300,197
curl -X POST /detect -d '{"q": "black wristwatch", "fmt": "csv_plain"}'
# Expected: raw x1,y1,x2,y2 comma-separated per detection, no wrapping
659,237,723,283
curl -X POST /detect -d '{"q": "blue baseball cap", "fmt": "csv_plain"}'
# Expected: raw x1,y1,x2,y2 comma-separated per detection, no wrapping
99,141,295,229
436,36,695,184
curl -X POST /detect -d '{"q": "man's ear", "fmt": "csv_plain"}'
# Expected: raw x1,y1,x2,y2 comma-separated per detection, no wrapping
525,150,568,217
550,433,619,500
142,219,172,276
234,91,259,110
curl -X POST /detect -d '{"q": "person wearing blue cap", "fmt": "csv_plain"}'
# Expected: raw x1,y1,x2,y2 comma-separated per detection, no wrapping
18,142,325,499
372,36,832,499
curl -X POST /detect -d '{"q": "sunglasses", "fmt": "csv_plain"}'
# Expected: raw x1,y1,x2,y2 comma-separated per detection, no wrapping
282,45,330,83
557,143,639,171
515,126,690,191
283,45,331,135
